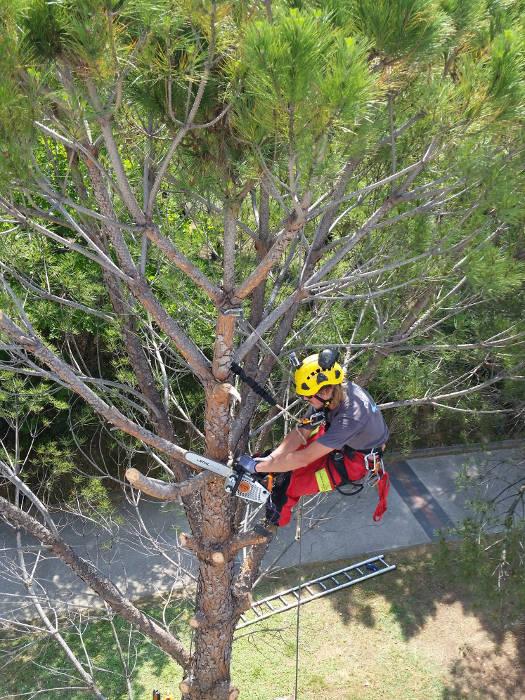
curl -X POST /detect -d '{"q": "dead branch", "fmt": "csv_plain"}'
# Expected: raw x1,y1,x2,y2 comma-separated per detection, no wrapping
0,496,191,668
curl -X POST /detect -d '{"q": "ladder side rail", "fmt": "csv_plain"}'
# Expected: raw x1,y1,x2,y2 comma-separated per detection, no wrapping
237,599,308,628
247,555,392,608
295,564,397,604
237,564,397,630
307,555,390,585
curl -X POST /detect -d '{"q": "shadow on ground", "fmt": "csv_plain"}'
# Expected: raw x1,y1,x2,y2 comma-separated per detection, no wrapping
255,540,525,699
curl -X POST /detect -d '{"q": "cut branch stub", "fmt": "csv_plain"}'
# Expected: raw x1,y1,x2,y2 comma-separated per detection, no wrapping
125,468,209,500
180,532,226,565
179,678,193,695
189,612,206,629
227,528,273,555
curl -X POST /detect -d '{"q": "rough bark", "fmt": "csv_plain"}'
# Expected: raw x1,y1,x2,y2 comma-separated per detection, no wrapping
185,303,239,699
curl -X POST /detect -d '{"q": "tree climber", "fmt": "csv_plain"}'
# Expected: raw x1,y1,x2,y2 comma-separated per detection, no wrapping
249,350,390,526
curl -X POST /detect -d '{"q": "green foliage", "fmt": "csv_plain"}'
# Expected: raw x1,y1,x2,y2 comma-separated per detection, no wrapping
487,29,525,119
76,476,113,512
454,27,525,125
348,0,454,62
466,243,525,295
21,0,121,68
22,0,66,62
0,6,37,180
441,0,488,36
0,375,66,422
35,439,76,481
230,7,377,156
0,0,523,464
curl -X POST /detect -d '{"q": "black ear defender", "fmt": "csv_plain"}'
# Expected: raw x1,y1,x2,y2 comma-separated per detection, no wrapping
318,348,339,371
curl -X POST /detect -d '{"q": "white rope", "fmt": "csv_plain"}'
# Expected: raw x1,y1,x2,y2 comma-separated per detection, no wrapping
293,500,304,699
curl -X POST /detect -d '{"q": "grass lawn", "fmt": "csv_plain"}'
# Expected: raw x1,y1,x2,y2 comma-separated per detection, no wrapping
1,544,523,699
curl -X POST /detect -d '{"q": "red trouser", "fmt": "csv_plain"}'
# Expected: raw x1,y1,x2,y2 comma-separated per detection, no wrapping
278,427,367,527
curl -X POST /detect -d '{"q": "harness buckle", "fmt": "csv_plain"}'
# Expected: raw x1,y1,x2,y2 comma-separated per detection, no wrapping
364,449,384,476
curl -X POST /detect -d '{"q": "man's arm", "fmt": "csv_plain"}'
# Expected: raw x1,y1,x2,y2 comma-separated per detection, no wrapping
269,426,310,460
256,438,333,474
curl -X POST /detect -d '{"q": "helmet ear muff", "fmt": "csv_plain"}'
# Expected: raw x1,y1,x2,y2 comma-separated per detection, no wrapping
318,348,339,371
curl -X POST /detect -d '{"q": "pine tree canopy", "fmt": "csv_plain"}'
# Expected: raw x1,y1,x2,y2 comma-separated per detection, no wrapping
0,0,524,452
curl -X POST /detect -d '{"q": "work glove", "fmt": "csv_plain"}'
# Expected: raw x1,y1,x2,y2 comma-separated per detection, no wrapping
253,455,274,473
236,454,259,474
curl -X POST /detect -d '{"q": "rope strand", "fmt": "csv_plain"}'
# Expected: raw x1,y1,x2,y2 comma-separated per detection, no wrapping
294,500,303,699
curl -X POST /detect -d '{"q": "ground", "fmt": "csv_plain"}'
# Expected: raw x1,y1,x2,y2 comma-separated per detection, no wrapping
0,545,523,699
232,545,525,700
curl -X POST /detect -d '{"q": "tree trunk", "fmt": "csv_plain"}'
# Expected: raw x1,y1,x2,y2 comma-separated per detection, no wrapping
187,313,238,699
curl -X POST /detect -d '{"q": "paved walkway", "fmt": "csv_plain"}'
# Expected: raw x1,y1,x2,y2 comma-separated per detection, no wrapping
0,444,522,619
263,444,523,571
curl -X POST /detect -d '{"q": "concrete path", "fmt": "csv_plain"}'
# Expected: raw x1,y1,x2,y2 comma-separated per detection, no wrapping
0,444,522,619
263,444,524,571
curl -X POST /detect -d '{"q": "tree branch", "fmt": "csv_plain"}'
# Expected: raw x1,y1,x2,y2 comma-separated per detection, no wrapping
143,225,222,303
234,288,308,362
0,496,191,668
146,3,218,216
0,310,204,469
125,468,209,500
379,368,523,410
235,198,309,301
0,262,114,323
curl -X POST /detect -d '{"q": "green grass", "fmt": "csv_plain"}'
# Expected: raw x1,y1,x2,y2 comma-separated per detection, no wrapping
1,545,523,699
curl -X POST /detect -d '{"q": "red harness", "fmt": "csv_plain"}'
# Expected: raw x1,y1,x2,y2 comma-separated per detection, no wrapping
278,425,390,526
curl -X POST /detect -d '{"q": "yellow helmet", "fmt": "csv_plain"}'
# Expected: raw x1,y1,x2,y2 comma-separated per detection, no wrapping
294,350,344,396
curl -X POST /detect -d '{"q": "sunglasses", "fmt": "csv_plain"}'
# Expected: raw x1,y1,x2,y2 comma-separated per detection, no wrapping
299,393,326,402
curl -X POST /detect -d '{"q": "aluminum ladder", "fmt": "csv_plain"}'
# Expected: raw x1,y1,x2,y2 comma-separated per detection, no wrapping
237,554,396,629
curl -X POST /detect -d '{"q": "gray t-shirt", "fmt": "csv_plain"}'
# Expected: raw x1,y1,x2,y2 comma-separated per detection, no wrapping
316,382,389,452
